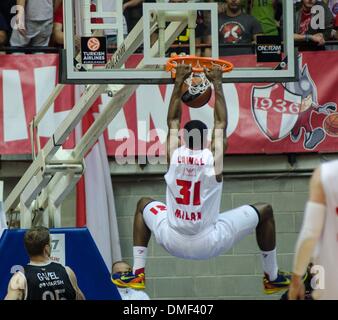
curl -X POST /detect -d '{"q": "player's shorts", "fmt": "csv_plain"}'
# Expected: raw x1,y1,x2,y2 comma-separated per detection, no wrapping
143,201,259,260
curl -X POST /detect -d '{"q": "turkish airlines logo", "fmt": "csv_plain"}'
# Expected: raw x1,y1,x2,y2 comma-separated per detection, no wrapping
220,22,244,43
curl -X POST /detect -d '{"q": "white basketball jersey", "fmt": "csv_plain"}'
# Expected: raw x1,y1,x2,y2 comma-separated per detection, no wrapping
164,146,223,236
313,160,338,299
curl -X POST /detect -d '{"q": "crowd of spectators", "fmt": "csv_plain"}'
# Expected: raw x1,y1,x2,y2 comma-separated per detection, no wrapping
0,0,337,54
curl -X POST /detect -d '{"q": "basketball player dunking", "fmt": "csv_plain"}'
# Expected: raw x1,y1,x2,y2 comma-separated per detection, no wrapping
113,65,292,294
289,160,338,300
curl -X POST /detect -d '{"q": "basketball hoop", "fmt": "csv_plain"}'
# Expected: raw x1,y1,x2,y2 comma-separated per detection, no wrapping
165,55,234,96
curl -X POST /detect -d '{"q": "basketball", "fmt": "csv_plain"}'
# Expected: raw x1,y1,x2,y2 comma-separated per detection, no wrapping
181,77,212,108
324,113,338,137
87,37,101,51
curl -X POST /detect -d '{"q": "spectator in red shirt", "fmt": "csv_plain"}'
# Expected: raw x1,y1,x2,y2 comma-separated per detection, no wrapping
293,0,333,47
53,2,103,48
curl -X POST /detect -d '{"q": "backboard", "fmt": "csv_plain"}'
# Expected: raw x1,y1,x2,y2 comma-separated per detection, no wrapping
60,0,296,84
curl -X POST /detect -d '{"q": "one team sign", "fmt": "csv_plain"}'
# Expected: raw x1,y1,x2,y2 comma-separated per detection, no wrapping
256,35,282,63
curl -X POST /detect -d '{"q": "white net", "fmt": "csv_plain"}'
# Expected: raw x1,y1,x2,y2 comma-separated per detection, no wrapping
184,73,211,96
171,57,211,95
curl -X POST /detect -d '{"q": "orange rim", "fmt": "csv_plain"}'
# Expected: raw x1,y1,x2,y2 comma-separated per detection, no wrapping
165,55,234,77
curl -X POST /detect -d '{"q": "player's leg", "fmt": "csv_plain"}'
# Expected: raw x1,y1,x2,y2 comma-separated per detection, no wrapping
216,204,291,294
130,197,168,289
252,203,275,251
133,197,154,276
251,203,291,294
134,197,153,246
112,197,155,289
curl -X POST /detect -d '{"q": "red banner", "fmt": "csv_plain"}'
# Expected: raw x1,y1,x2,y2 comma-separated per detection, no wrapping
0,54,75,154
0,51,337,156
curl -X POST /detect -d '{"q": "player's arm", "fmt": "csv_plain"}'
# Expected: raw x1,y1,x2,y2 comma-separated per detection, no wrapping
166,64,192,163
205,66,227,182
65,266,86,300
4,272,26,300
288,167,326,300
